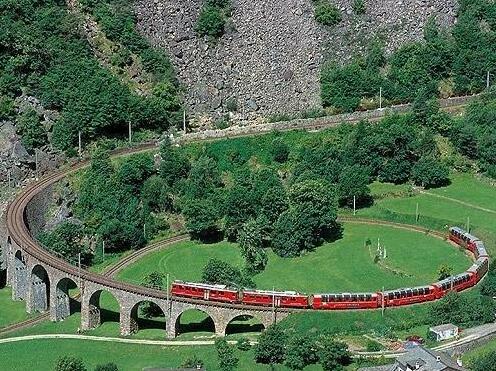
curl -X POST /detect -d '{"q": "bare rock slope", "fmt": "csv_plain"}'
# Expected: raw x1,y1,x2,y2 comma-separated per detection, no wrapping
134,0,457,120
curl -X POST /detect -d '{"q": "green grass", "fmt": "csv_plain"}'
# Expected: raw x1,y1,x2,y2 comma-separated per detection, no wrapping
0,286,31,329
0,338,287,371
118,223,470,293
359,173,496,255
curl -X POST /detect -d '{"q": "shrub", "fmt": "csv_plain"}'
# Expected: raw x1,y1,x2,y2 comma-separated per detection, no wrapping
54,356,86,371
196,5,226,37
352,0,366,14
314,2,342,27
16,108,47,151
270,138,290,163
411,156,450,188
365,340,383,352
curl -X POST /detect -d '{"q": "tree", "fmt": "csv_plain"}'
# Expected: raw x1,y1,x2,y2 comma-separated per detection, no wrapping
55,356,87,371
17,107,47,150
254,324,287,365
94,363,119,371
284,333,318,370
411,156,450,188
437,264,453,280
215,338,239,371
182,197,221,241
38,222,92,266
481,265,496,298
184,155,222,199
201,259,249,287
238,220,267,273
337,165,371,207
236,337,251,351
272,179,339,257
159,138,190,187
141,175,173,213
270,138,290,163
318,336,351,371
471,351,496,371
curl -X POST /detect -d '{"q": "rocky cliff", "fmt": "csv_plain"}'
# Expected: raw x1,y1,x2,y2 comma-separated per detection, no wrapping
134,0,457,123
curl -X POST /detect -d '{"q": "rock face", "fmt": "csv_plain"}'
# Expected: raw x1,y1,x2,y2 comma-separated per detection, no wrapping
134,0,458,122
0,94,64,186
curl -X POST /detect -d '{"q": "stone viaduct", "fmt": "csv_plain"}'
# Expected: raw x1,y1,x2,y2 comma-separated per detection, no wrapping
0,148,288,339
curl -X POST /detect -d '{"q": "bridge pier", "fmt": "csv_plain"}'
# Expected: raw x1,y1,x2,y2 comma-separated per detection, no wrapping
12,251,28,301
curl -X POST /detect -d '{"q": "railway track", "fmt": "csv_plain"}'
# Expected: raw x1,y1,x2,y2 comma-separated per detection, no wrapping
2,94,484,332
0,234,188,336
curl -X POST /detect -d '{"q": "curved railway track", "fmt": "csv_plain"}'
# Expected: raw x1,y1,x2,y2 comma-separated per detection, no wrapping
3,94,485,330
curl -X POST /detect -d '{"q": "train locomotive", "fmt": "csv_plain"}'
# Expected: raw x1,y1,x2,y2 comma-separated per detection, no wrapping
171,227,489,311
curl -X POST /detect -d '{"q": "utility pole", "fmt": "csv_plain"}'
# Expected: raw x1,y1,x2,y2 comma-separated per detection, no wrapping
381,286,385,317
34,150,38,180
166,273,170,314
183,110,186,133
78,252,81,287
353,195,356,216
78,131,82,158
128,121,132,144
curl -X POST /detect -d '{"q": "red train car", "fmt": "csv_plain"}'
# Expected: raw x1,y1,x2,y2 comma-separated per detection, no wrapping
241,289,309,308
449,227,479,252
467,257,489,283
474,241,489,259
434,272,475,298
171,281,239,303
312,293,379,310
382,286,437,307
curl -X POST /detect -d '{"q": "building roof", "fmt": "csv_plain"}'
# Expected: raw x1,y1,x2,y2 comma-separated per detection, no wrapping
429,324,458,333
393,346,465,371
358,346,466,371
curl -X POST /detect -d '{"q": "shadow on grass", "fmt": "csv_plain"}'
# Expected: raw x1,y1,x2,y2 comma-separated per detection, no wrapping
0,269,6,289
178,316,215,335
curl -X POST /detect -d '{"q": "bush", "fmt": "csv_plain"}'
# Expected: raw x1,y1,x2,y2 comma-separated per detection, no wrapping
270,138,290,163
55,356,87,371
365,340,383,352
314,2,342,27
352,0,366,14
16,108,47,150
94,363,118,371
195,5,226,37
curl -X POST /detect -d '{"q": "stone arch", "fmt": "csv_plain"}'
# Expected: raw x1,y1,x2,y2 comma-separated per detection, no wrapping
224,314,266,336
12,250,28,300
52,277,80,321
128,300,167,335
83,289,120,331
174,308,216,338
29,264,50,313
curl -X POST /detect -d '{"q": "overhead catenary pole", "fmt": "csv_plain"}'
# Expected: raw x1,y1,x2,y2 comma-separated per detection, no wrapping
102,240,105,260
7,169,11,189
166,273,170,310
467,217,470,233
415,202,419,222
35,150,38,180
128,121,132,144
382,286,385,317
353,195,356,216
487,71,491,89
183,110,186,133
379,87,383,109
78,131,82,158
78,252,82,287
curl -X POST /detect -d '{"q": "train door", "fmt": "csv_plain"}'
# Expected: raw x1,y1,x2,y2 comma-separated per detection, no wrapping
274,296,281,307
204,289,210,300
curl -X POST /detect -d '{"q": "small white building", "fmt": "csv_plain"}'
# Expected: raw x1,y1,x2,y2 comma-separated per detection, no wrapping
429,324,459,342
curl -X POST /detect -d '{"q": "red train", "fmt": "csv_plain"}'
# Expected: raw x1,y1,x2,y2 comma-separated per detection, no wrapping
171,227,489,311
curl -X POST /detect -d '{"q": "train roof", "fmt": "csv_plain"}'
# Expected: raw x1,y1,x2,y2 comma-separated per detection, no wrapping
436,272,471,286
383,285,433,295
450,226,465,234
467,257,488,272
464,232,480,241
314,292,377,297
242,289,305,296
172,280,237,291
